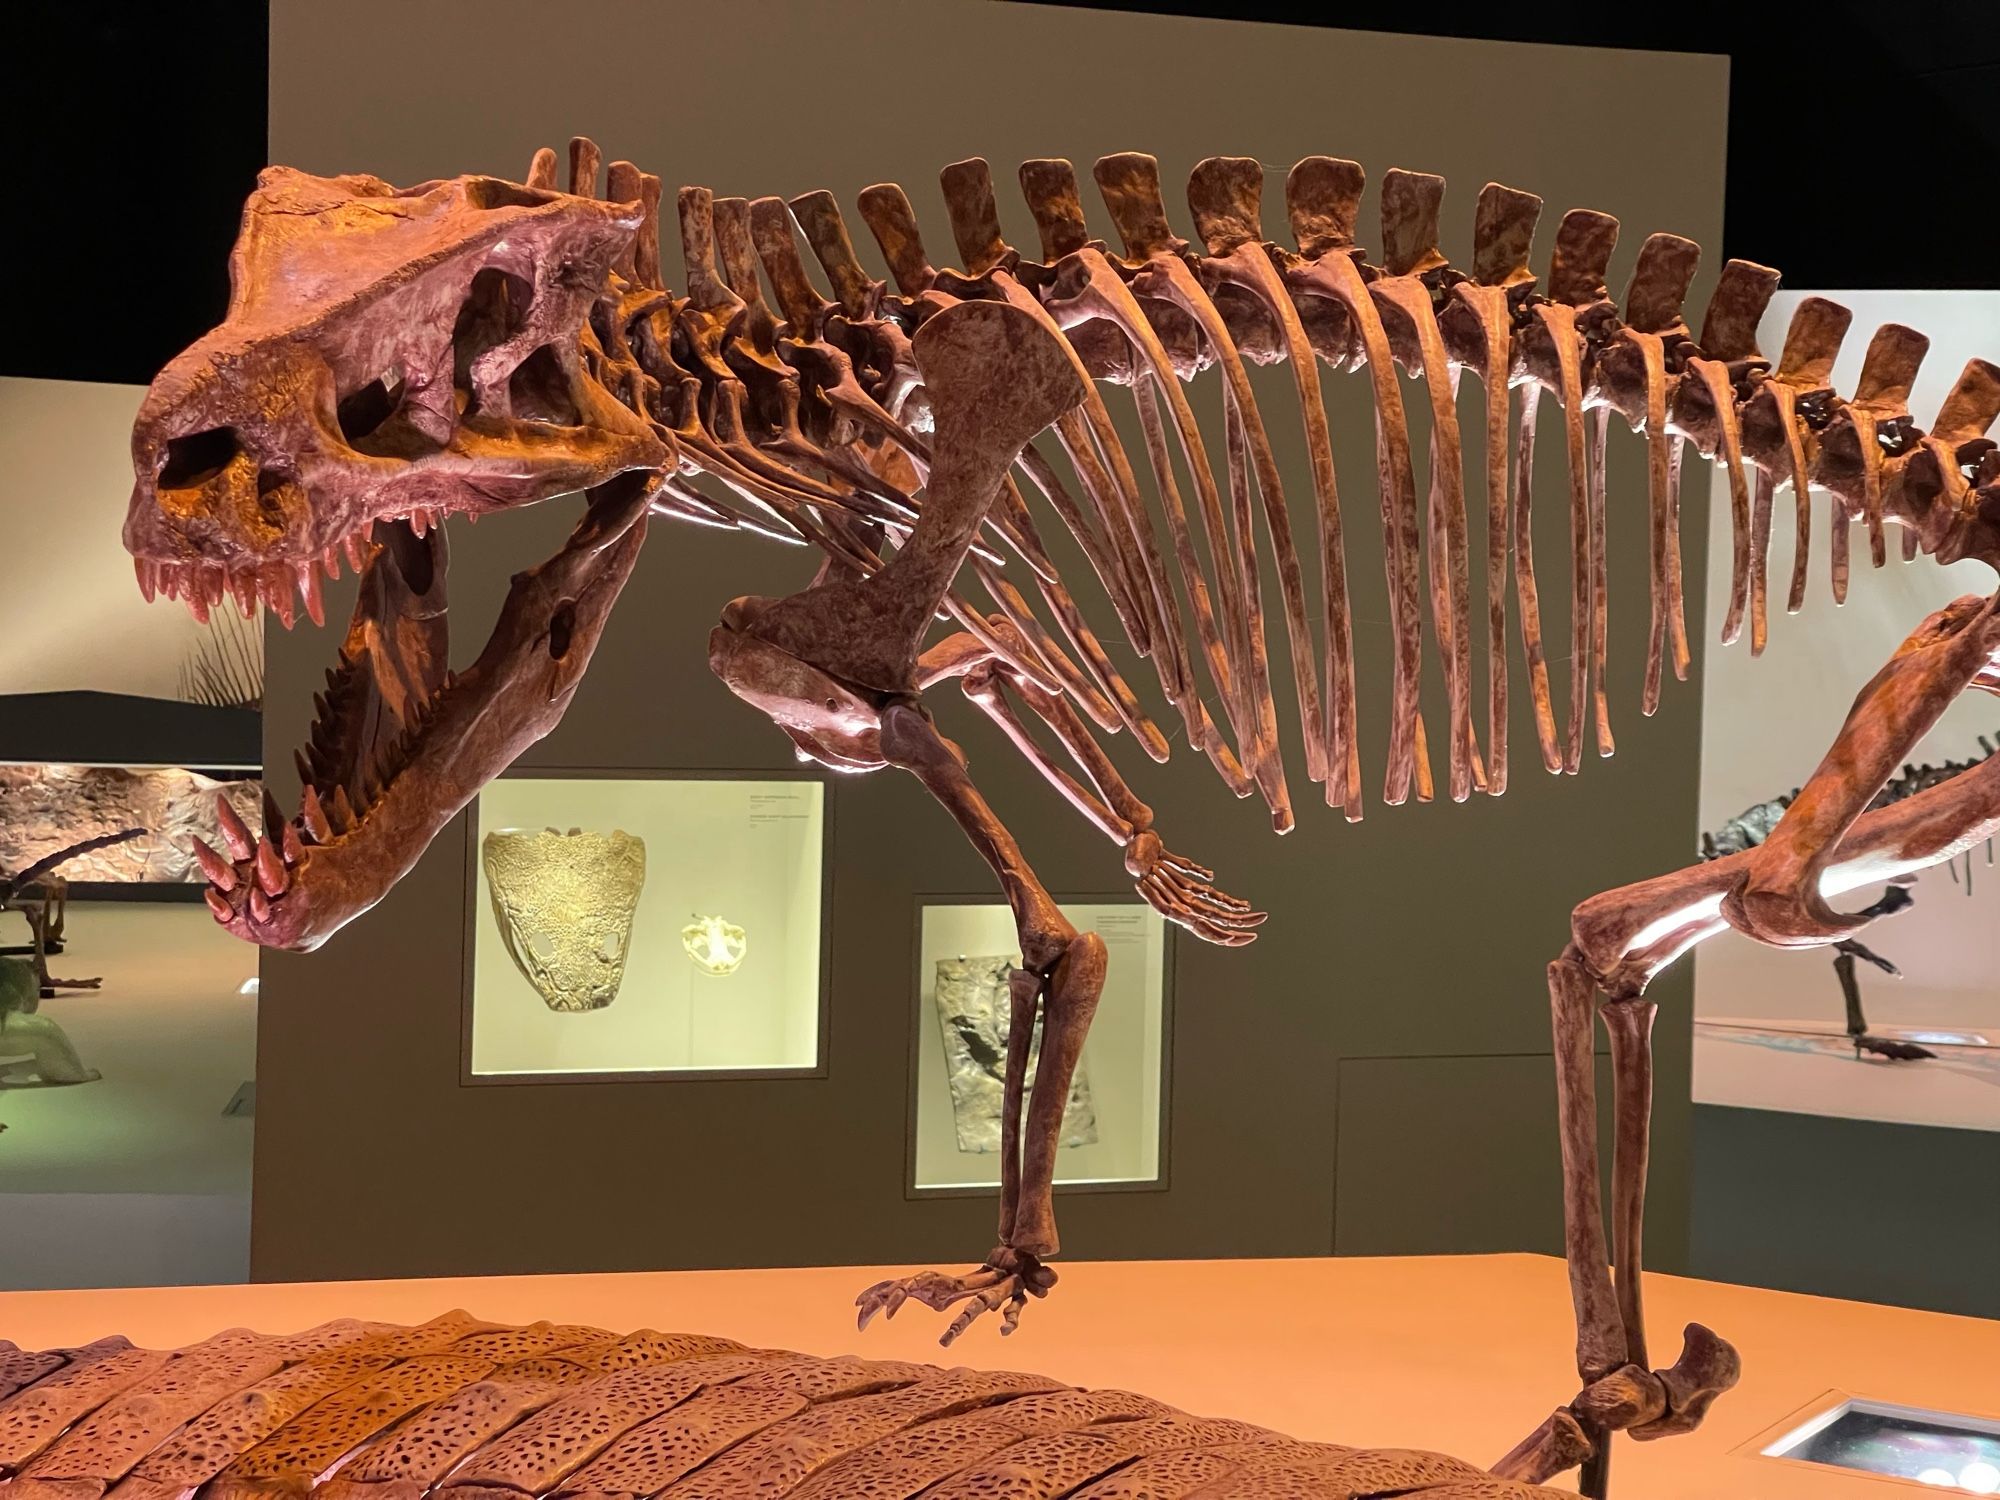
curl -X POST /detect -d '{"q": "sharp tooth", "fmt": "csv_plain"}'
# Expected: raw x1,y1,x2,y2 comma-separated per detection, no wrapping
263,564,297,629
294,749,316,788
343,533,367,570
228,570,258,619
300,784,333,842
298,563,325,627
205,887,235,922
409,509,428,538
331,784,356,831
249,885,272,924
280,821,308,865
190,836,237,890
321,546,341,581
134,557,157,602
187,580,212,624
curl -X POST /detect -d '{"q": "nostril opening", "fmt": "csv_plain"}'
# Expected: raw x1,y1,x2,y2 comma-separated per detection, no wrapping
159,427,241,489
337,370,406,443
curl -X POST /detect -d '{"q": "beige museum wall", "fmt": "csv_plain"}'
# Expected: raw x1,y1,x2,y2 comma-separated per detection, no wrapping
258,0,1726,1282
0,377,202,699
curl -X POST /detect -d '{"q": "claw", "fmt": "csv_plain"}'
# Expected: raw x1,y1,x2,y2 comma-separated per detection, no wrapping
215,795,254,859
254,838,287,897
191,836,237,891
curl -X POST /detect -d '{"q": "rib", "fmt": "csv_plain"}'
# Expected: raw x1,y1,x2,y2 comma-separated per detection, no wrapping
1441,181,1543,794
1533,207,1619,772
1598,231,1699,713
1370,168,1479,798
1185,154,1332,796
1282,157,1426,806
1093,151,1292,830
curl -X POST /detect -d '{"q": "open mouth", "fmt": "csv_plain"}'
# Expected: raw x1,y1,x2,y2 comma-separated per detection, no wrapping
151,468,655,951
165,507,459,946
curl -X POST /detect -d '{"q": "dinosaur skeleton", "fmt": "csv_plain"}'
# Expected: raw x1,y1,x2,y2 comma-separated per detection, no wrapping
118,139,2000,1496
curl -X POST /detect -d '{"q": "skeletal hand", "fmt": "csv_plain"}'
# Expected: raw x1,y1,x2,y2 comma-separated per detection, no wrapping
1124,829,1265,946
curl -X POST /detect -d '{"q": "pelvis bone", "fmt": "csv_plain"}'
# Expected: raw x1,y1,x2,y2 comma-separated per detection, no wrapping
481,826,646,1011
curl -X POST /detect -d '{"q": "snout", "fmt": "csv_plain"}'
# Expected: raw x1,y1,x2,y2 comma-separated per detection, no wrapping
124,337,362,621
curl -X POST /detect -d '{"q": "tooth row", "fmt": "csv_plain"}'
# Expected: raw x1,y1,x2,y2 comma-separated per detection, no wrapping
139,501,455,630
135,549,341,627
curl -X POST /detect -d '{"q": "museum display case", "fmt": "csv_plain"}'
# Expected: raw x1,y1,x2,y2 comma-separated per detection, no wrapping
911,899,1167,1192
1761,1397,2000,1492
465,774,827,1079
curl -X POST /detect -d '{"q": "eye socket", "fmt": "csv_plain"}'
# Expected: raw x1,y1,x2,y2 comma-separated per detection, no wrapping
159,427,241,488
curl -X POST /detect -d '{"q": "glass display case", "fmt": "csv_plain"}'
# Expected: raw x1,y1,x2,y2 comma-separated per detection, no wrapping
1761,1397,2000,1492
910,898,1167,1192
465,774,826,1080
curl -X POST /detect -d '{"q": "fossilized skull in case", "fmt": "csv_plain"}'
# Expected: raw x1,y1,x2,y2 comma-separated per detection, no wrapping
481,827,646,1012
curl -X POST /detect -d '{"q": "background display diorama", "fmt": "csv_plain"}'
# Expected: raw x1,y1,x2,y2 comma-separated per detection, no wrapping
469,778,822,1076
1,831,144,1091
916,902,1162,1190
115,119,2000,1491
0,766,259,888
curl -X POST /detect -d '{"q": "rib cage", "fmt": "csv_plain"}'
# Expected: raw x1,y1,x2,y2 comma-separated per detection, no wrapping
564,138,2000,833
0,1316,1573,1499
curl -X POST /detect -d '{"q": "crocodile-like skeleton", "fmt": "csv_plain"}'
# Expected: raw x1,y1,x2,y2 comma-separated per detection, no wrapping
0,1313,1575,1500
118,140,2000,1496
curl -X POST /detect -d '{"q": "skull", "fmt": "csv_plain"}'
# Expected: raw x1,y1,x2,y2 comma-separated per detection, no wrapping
125,166,666,622
127,159,672,953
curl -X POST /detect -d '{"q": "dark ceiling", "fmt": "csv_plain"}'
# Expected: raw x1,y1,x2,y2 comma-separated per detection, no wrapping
5,1,1992,388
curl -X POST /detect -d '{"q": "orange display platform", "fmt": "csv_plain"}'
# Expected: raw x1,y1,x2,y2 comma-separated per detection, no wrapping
2,1253,1993,1497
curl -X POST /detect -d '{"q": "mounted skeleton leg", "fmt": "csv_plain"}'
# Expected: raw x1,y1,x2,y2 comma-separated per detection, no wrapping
921,622,1265,948
710,298,1109,1341
1497,592,2000,1493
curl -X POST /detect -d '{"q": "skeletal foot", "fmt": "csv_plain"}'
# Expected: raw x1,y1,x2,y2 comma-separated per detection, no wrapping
855,1247,1057,1345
